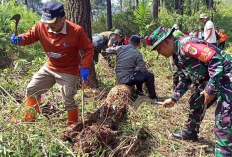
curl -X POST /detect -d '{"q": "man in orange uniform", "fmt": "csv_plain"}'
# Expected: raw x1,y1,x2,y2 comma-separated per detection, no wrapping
218,29,228,50
10,1,94,126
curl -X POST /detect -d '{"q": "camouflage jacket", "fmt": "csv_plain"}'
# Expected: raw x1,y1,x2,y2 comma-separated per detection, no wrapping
171,36,232,101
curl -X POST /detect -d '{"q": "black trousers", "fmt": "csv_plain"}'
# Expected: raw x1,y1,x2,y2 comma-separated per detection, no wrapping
218,41,225,50
93,48,111,65
126,72,158,99
211,43,217,47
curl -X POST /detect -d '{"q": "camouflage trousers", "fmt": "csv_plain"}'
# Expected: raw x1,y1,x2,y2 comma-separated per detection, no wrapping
186,88,215,132
186,84,232,156
214,84,232,157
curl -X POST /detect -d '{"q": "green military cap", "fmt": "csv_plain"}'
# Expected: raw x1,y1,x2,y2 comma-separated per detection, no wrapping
149,26,175,51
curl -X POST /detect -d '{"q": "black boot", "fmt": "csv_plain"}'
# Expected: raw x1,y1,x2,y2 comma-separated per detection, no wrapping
172,128,199,142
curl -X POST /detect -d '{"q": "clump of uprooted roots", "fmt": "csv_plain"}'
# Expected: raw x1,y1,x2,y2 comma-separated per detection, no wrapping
62,84,156,156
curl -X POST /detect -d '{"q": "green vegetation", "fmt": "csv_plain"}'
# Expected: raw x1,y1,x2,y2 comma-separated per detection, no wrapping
94,0,232,43
0,0,231,156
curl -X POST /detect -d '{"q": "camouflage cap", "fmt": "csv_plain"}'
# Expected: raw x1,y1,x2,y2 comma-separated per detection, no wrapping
149,26,175,51
114,29,123,36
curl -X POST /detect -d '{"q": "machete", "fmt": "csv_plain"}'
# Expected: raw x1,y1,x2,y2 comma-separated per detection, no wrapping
133,96,163,111
10,14,21,37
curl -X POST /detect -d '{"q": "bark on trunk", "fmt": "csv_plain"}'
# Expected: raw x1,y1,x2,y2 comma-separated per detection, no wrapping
206,0,209,6
136,0,139,5
209,0,213,8
179,0,183,15
119,0,123,12
153,0,159,28
188,0,191,16
66,0,98,88
174,0,179,10
106,0,113,31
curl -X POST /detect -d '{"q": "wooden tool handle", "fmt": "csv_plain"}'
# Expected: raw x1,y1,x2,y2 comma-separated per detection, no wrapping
157,102,164,105
15,30,18,37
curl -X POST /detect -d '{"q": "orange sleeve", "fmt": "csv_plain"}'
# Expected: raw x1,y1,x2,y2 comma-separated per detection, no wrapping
76,27,94,69
19,22,40,46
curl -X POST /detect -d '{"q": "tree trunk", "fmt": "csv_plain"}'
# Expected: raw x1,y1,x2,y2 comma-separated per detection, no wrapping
188,0,191,16
25,0,28,5
174,0,179,10
179,0,183,15
119,0,123,12
106,0,112,31
136,0,139,5
206,0,209,6
178,0,183,29
66,0,98,88
209,0,213,8
153,0,159,28
196,0,199,12
129,0,132,7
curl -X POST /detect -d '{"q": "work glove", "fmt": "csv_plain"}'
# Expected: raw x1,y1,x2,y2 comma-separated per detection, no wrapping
11,34,22,45
80,67,89,84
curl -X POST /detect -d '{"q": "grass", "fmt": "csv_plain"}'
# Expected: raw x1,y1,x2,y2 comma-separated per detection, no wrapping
1,46,231,156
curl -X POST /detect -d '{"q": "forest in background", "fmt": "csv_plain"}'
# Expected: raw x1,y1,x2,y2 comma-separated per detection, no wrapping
1,0,232,55
1,0,232,156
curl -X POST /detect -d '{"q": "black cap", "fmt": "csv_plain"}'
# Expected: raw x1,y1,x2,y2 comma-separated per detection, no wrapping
41,1,65,24
130,35,141,45
215,26,219,28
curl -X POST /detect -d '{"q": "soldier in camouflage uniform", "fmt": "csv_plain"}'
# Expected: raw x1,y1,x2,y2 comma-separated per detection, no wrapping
149,26,232,157
171,24,186,90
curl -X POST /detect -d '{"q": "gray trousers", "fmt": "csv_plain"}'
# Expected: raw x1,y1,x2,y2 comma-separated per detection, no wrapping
26,66,79,110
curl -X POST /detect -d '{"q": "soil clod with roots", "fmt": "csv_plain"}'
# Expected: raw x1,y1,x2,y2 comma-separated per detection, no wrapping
62,84,154,156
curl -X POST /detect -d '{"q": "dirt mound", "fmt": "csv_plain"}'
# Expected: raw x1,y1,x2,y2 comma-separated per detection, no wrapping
62,85,153,156
73,124,117,155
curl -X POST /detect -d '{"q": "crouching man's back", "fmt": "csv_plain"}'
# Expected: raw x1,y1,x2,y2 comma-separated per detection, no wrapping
107,35,158,103
116,44,147,84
